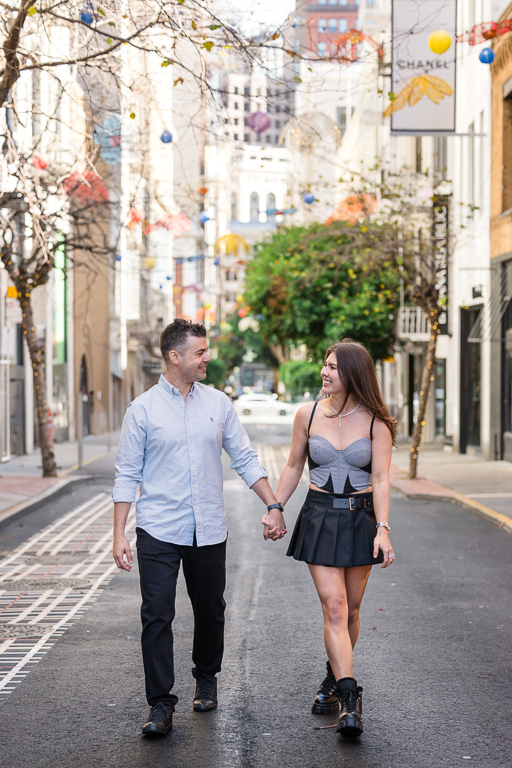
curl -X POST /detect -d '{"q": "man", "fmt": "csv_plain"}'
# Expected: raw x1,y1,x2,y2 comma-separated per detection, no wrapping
112,318,286,736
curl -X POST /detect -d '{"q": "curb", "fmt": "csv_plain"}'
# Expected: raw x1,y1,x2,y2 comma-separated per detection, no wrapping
0,476,98,530
390,478,512,534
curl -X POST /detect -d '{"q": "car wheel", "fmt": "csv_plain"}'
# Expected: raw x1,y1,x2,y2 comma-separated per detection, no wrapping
243,408,251,415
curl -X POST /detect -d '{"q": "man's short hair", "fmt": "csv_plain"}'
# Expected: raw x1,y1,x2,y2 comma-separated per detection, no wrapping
160,318,206,360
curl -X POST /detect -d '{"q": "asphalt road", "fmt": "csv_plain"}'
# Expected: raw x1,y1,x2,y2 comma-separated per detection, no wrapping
0,439,511,767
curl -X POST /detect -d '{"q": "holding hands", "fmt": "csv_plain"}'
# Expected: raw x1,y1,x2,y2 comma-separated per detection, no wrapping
261,504,287,542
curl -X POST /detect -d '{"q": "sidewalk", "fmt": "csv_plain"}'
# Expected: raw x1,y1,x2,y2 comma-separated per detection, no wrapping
391,443,512,533
0,432,119,527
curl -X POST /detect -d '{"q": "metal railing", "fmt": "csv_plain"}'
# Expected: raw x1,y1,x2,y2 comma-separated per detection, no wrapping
397,306,429,341
0,358,10,462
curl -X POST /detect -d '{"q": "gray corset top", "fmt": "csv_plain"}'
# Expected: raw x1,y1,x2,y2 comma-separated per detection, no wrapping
308,435,372,494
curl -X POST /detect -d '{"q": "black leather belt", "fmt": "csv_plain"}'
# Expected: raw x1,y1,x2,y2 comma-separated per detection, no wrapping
333,494,373,510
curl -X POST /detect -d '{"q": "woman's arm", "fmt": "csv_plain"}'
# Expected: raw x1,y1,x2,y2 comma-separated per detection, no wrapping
370,419,395,568
261,405,311,540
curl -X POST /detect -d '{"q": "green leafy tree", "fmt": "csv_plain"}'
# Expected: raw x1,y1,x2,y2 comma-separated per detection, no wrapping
243,222,400,364
204,357,227,389
210,311,278,373
278,360,322,400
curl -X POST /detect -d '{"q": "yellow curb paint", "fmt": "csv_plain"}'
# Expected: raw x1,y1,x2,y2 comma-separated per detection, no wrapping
60,450,111,476
390,480,512,534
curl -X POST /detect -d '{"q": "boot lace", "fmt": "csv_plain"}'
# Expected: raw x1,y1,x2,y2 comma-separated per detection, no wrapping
150,701,171,720
196,678,215,699
340,687,361,713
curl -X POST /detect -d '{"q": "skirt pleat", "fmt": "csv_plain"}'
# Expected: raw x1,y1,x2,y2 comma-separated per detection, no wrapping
286,489,384,568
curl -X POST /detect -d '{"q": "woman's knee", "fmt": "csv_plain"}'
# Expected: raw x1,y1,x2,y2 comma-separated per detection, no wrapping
321,594,348,624
347,606,360,627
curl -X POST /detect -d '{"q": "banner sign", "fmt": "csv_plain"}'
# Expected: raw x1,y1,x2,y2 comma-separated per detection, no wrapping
388,0,457,134
432,195,449,334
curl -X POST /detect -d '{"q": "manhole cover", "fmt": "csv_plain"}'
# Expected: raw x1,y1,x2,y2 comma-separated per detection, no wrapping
0,578,94,592
0,624,53,639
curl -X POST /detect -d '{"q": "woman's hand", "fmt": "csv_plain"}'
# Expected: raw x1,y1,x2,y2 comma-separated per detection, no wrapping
261,510,287,541
373,529,395,568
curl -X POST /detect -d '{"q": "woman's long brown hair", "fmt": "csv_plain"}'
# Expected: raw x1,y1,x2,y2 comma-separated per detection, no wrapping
324,339,398,445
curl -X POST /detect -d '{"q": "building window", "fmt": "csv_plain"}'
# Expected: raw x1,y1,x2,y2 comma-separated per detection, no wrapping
339,17,348,32
317,41,328,57
244,118,248,126
433,136,447,183
275,120,281,128
266,134,271,143
328,18,337,32
231,192,237,220
234,118,238,125
293,14,300,27
318,18,327,32
266,193,276,216
318,0,327,4
340,0,348,4
250,192,259,222
504,90,512,211
244,102,250,112
328,0,337,4
354,18,360,30
234,86,239,94
336,106,347,135
244,85,250,96
234,133,238,140
244,133,249,142
366,0,375,7
234,102,239,110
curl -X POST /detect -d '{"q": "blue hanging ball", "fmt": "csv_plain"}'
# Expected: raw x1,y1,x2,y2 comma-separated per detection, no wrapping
81,10,94,24
214,257,220,266
160,130,173,143
479,47,495,64
166,275,171,280
159,284,163,290
199,211,210,224
304,192,315,204
115,253,122,262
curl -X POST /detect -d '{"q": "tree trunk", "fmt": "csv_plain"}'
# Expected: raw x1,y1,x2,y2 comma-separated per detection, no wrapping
409,316,439,479
268,341,290,366
19,291,58,477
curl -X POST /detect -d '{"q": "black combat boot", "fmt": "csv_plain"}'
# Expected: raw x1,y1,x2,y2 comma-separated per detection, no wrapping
312,660,340,714
336,677,363,738
193,675,218,712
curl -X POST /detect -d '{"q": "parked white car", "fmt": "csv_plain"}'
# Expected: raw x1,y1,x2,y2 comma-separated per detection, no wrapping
234,393,292,417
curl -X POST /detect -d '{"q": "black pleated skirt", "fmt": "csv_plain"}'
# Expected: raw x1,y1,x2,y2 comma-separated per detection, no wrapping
286,489,384,568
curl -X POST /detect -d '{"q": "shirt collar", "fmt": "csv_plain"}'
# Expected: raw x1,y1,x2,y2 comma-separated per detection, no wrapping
159,374,197,399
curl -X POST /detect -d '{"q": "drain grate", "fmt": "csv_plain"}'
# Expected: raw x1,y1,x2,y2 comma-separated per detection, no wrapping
0,625,53,639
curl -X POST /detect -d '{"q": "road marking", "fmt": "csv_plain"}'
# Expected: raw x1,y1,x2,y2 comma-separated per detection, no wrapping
0,492,136,703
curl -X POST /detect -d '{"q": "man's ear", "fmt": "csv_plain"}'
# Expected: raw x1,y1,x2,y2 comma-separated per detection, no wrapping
168,349,180,367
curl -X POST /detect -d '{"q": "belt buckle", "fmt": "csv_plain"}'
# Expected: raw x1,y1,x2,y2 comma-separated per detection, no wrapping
349,497,356,511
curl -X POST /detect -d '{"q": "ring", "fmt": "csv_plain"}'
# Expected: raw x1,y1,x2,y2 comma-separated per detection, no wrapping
389,554,395,559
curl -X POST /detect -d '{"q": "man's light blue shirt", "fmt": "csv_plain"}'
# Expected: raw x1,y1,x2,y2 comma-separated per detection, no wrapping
113,374,267,546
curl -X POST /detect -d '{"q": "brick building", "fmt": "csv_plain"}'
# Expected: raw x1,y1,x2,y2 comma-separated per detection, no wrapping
294,0,360,57
490,3,512,460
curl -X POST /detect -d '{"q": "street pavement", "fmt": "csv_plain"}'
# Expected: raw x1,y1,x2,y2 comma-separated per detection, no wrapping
0,423,511,767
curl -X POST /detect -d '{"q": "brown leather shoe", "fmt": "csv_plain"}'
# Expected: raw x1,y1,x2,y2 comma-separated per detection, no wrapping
193,676,218,712
141,702,174,735
336,677,363,738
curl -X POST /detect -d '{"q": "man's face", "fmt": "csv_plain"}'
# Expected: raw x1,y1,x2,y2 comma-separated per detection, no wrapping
175,335,210,382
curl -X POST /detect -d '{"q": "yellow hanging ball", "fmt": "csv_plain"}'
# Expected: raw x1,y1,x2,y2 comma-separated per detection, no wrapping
428,29,452,55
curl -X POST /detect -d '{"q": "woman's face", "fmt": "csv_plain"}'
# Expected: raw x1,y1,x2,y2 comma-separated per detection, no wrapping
321,352,343,396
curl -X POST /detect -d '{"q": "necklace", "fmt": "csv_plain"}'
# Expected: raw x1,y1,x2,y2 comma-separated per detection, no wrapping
328,397,360,428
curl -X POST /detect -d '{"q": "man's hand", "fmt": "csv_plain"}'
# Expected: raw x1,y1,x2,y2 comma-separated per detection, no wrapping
261,509,287,541
113,534,133,571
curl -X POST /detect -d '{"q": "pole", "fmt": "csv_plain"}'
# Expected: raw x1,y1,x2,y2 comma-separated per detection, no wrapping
77,386,83,470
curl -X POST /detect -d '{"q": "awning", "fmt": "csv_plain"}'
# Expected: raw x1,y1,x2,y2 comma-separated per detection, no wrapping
468,266,512,342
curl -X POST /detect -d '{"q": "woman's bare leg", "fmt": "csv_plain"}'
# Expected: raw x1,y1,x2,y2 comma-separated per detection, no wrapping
308,564,372,681
345,565,372,649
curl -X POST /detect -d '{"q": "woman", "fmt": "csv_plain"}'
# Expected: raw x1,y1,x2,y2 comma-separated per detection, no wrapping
263,339,396,738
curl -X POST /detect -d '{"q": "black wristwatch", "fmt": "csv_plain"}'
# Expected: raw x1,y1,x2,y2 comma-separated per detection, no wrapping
267,502,284,513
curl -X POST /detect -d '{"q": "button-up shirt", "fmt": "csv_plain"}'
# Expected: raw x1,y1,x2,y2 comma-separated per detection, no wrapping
113,374,267,546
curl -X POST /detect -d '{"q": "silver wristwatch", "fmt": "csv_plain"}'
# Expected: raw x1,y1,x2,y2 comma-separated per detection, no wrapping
376,521,390,532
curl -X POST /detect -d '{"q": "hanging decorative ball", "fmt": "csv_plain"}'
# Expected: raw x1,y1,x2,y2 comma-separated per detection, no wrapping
115,253,122,262
166,275,172,280
303,192,315,204
80,4,95,25
214,257,220,266
247,111,271,135
199,211,210,224
428,30,452,55
198,187,208,195
479,47,495,63
160,130,173,143
31,155,48,170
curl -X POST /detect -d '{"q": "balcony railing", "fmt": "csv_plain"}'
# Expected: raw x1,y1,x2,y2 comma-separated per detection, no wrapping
397,306,429,341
